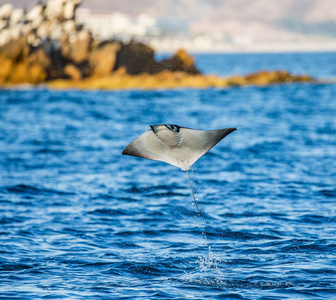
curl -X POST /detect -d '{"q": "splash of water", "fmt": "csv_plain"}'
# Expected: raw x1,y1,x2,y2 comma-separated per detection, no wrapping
198,246,223,277
185,171,227,286
183,246,227,287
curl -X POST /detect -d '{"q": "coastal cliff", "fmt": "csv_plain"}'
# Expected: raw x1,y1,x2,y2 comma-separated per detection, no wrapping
0,0,314,89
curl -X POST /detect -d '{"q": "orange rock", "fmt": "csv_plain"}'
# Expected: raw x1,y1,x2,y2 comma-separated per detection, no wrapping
64,64,82,81
244,70,313,86
0,34,30,62
0,55,12,82
89,42,121,77
61,30,92,64
0,47,50,84
158,49,200,74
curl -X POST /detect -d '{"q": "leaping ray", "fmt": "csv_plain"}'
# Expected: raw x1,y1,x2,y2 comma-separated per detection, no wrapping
122,124,236,171
122,124,236,218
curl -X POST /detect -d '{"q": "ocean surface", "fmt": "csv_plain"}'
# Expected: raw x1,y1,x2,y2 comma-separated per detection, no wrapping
1,52,336,299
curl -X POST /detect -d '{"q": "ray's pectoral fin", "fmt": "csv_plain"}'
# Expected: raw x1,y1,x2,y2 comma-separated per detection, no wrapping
200,128,237,152
180,127,237,168
122,130,167,162
122,129,184,169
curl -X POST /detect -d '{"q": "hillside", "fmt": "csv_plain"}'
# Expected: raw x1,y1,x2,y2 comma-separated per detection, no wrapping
2,0,336,51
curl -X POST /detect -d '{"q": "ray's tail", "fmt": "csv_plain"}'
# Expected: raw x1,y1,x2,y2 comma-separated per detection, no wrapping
187,170,202,220
186,170,208,246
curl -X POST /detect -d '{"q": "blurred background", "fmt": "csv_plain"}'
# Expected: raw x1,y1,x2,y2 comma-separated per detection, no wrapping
1,1,336,299
2,0,336,52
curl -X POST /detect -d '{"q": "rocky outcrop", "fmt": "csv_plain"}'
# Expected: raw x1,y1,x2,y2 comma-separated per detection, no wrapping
114,41,158,75
244,70,312,85
157,49,199,74
0,0,83,83
0,34,51,84
113,42,200,75
60,30,92,64
47,70,315,90
0,0,315,88
227,70,313,86
0,0,200,85
89,42,121,77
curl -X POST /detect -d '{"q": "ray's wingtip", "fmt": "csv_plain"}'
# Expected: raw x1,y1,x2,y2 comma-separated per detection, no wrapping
122,147,128,155
223,127,237,137
228,127,237,133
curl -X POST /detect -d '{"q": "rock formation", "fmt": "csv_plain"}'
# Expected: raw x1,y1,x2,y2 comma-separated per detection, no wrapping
0,0,200,84
157,49,199,74
0,0,315,88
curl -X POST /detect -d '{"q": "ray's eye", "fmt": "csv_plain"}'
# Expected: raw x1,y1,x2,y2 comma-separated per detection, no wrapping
165,124,180,132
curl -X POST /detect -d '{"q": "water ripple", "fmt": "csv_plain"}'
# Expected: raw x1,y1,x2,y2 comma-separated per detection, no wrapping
1,73,336,298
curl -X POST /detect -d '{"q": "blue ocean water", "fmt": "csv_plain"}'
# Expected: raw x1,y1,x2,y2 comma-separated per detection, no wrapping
1,53,336,299
194,52,336,79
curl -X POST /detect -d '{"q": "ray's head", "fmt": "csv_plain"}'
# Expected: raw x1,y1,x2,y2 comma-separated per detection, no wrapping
150,124,181,147
150,124,180,133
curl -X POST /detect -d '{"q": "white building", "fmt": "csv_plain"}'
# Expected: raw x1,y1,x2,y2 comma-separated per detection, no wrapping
76,8,158,40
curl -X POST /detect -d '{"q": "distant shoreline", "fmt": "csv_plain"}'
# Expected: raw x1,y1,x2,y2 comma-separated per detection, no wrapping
154,45,336,55
4,70,314,91
1,0,333,90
